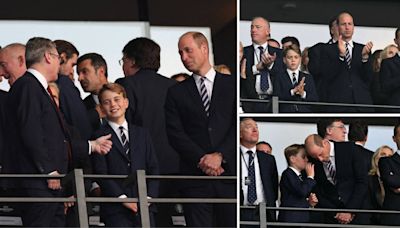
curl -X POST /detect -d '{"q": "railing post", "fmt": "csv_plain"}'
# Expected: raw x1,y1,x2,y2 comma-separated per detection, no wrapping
73,169,89,228
259,203,267,228
137,170,151,227
272,96,279,113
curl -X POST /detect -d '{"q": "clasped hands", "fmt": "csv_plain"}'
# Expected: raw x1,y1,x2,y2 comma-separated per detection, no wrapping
256,52,277,71
292,77,306,96
335,212,355,224
198,152,224,176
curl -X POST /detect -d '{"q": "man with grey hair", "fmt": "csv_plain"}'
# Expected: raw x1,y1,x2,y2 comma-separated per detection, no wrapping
0,43,26,86
7,37,69,226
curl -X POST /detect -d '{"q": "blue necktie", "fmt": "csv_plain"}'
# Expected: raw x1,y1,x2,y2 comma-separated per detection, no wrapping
258,46,269,92
247,151,257,204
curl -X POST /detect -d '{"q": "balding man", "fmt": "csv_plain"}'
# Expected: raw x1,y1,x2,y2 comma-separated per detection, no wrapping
241,16,283,113
0,43,26,86
321,12,374,112
305,134,368,224
165,31,236,227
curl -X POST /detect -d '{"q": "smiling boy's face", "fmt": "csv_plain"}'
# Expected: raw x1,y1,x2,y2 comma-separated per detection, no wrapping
100,90,129,124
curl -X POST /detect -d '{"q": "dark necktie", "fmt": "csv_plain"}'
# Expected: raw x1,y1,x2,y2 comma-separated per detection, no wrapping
247,151,257,204
324,159,336,184
119,126,130,155
200,77,210,116
47,86,72,162
345,42,352,68
292,72,297,86
299,174,303,181
258,46,269,92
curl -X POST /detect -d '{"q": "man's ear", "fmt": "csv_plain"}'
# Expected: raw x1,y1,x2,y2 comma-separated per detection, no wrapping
60,53,67,65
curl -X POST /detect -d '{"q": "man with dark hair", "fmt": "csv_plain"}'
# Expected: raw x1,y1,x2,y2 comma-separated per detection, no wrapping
77,53,108,132
115,37,179,226
256,141,272,154
317,118,347,142
281,36,300,50
54,40,92,140
165,31,236,227
380,28,400,112
7,37,69,226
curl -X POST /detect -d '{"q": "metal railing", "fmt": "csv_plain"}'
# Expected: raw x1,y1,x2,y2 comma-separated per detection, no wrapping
240,96,400,113
0,169,236,227
240,203,400,227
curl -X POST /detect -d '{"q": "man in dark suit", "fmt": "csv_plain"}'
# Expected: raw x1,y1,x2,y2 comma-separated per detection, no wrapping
55,40,92,139
377,123,400,225
115,37,179,226
305,134,368,224
165,31,236,227
275,44,318,112
239,118,278,224
241,16,283,113
321,12,374,112
77,53,108,132
380,50,400,112
92,83,159,227
7,37,70,227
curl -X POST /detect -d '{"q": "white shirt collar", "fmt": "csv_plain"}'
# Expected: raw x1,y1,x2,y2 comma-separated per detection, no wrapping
289,166,301,176
240,145,256,155
396,150,400,156
193,67,216,82
328,141,335,157
108,119,128,132
27,68,48,90
345,40,354,48
92,94,100,105
286,68,300,77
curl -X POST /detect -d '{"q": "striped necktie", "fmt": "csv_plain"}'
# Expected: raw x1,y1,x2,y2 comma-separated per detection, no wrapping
324,159,336,184
345,42,352,68
247,151,257,204
119,126,129,155
200,77,210,116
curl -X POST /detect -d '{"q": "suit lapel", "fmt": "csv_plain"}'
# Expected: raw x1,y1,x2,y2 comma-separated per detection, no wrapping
107,123,129,160
128,124,139,163
392,153,400,166
208,73,221,116
185,76,208,118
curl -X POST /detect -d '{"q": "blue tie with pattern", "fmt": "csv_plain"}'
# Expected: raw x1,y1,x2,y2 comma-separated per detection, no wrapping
258,46,269,92
247,151,257,204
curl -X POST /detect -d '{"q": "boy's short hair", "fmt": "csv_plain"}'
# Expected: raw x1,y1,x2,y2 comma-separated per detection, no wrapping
284,144,305,166
98,83,127,104
283,44,301,57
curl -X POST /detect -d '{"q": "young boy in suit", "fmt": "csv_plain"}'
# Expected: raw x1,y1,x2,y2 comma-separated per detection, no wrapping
275,45,319,112
91,83,159,227
278,144,318,226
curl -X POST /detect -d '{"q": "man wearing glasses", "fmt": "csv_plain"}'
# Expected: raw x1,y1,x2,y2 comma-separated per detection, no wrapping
317,118,347,142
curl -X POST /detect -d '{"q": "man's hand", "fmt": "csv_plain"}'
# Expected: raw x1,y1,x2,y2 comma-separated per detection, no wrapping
338,35,346,57
362,41,373,60
198,152,224,176
95,104,106,118
240,58,247,79
47,171,61,190
335,212,354,224
260,52,276,68
91,134,113,155
123,202,138,214
64,196,75,214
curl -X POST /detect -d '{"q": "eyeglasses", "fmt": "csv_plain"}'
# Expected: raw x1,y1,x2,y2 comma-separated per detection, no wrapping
49,52,61,61
330,125,346,129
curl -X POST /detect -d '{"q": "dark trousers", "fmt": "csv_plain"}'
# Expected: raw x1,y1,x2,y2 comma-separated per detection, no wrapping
182,181,236,227
21,188,65,227
102,206,155,227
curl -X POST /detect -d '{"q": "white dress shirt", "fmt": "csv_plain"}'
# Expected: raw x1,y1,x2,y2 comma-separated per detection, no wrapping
193,67,216,100
108,120,129,145
240,145,265,205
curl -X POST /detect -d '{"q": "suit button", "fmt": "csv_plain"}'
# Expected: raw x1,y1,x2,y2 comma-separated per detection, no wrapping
338,196,342,201
208,127,212,132
128,163,130,167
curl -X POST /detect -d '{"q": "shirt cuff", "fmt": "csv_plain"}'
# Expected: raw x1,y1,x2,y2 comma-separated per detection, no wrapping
88,141,92,155
118,194,128,199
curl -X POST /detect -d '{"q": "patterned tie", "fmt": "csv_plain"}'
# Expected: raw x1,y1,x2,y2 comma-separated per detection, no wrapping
247,151,257,204
324,159,336,184
258,46,269,92
119,126,130,155
299,174,303,181
200,77,210,116
345,42,352,68
292,72,297,86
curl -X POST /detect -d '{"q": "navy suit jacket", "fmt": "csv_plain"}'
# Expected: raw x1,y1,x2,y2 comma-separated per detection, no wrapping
380,55,400,108
275,71,319,112
241,44,283,112
321,42,373,112
278,168,316,223
312,142,368,220
165,72,236,180
240,151,278,221
378,153,400,225
56,74,92,140
116,69,178,174
7,72,69,189
83,94,102,134
91,122,159,216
